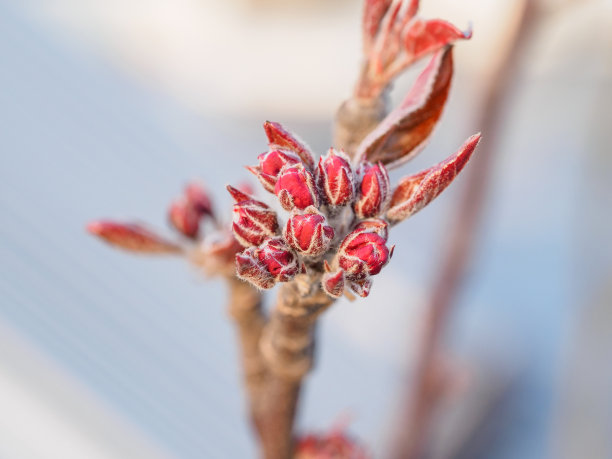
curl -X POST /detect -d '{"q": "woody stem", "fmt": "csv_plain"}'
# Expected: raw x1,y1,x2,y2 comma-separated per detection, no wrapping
257,277,335,459
226,277,268,442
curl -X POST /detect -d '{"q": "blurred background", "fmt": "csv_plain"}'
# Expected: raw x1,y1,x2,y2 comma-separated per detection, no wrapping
1,0,611,457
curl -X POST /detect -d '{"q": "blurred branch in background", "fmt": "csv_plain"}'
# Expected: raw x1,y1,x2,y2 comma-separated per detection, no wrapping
389,1,538,457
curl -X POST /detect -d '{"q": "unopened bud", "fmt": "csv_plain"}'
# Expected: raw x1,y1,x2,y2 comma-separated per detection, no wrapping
338,230,390,281
353,162,390,218
275,163,319,211
284,207,334,256
316,148,355,207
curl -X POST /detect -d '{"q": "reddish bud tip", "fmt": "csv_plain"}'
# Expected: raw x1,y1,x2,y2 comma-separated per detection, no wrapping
284,207,334,257
353,218,389,241
275,163,319,211
338,230,390,281
316,148,355,207
235,237,300,289
322,269,345,298
227,184,254,203
231,199,279,247
185,182,213,217
353,162,391,218
263,121,315,170
168,198,200,239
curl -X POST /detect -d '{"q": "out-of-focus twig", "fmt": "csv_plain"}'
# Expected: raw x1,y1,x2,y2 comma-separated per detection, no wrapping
389,1,538,458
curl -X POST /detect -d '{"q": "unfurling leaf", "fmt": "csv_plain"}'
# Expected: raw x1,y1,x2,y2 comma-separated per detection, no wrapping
363,0,393,52
354,46,454,169
87,221,182,254
386,133,481,224
403,19,472,64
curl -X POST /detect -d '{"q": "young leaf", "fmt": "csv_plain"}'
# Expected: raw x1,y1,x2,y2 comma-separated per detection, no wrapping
363,0,393,52
386,133,481,223
403,18,472,64
87,220,182,254
354,46,454,169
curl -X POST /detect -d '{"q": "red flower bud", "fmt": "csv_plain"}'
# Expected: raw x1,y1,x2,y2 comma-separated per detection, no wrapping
350,278,373,298
353,218,389,241
248,149,302,193
338,231,390,281
353,162,390,218
228,185,279,247
322,268,345,299
284,207,334,256
263,121,315,170
275,163,319,211
87,220,181,254
316,148,355,207
185,182,213,217
296,431,369,459
236,237,300,289
236,249,276,289
169,198,201,239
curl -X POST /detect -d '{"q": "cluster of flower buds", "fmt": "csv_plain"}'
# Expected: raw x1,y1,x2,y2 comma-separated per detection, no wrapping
230,121,479,299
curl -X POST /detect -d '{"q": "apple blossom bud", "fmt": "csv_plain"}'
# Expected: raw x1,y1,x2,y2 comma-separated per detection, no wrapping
236,249,276,289
338,230,390,281
248,149,302,193
353,162,390,218
353,218,389,241
231,196,279,247
284,207,334,257
185,182,213,217
275,163,319,211
236,237,300,289
350,278,373,298
296,431,369,459
322,269,345,298
263,121,315,170
169,198,200,239
257,237,301,282
316,148,355,207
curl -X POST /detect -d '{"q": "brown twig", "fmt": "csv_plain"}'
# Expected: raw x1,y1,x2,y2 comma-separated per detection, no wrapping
257,276,335,459
226,276,268,441
389,2,536,458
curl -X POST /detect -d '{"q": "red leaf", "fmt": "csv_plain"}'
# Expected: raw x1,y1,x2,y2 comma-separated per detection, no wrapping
263,121,315,170
363,0,392,52
354,46,454,169
386,133,481,223
87,220,182,254
403,18,472,63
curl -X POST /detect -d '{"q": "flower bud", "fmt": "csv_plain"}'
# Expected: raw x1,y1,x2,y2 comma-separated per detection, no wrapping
322,269,345,298
236,248,276,289
185,182,213,217
230,190,279,247
275,163,319,211
248,149,302,193
263,121,315,170
353,218,389,241
353,162,390,218
169,198,201,239
236,237,300,289
284,207,334,256
316,148,355,207
338,230,390,281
